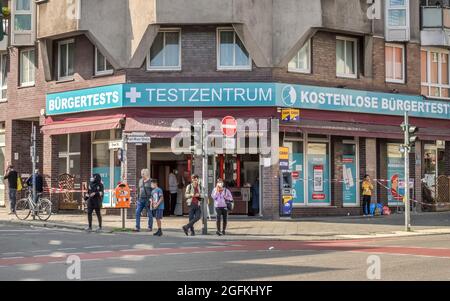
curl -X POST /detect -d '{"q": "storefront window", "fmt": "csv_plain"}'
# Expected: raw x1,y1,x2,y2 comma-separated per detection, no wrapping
387,143,405,206
342,142,358,206
307,141,330,205
57,134,81,179
283,141,304,206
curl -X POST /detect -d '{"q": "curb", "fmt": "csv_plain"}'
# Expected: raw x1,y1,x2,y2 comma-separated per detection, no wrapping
2,218,450,241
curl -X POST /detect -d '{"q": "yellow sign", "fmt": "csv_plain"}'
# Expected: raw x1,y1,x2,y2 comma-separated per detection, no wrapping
114,183,131,209
279,147,289,160
281,109,300,121
283,195,293,204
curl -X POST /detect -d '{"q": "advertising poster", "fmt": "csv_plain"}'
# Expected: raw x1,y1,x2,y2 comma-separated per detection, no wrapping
279,147,289,171
307,152,330,204
291,152,304,205
387,144,405,206
342,155,357,205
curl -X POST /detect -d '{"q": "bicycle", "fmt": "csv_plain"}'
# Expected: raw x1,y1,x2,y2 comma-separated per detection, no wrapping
15,187,52,221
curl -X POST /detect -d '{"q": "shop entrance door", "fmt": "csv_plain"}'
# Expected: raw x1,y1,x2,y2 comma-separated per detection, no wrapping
0,130,5,207
306,138,331,206
92,130,122,208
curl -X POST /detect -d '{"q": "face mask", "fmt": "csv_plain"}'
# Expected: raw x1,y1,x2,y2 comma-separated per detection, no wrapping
174,170,178,175
90,177,95,183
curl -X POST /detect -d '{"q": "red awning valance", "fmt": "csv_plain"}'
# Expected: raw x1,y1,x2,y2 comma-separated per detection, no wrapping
124,117,190,138
42,114,125,136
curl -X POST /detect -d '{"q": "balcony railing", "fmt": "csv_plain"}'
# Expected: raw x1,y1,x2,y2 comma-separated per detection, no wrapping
421,6,450,29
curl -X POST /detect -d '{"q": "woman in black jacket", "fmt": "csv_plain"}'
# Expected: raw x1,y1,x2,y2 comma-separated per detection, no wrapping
84,174,104,232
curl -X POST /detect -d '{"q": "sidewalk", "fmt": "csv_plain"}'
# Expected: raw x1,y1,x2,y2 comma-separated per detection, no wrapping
1,208,450,240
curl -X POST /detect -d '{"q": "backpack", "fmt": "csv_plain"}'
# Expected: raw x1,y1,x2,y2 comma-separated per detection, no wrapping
17,177,23,192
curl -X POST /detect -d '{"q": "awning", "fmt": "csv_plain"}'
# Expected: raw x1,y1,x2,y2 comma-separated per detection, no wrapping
124,117,190,138
42,114,124,136
281,119,450,140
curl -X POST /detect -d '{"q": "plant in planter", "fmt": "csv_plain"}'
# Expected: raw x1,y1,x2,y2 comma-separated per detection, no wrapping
1,7,10,18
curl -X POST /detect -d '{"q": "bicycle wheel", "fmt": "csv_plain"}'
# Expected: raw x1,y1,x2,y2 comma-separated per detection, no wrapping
37,198,52,221
15,198,31,220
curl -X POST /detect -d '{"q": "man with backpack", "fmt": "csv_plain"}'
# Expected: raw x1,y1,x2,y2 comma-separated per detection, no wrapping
182,175,204,236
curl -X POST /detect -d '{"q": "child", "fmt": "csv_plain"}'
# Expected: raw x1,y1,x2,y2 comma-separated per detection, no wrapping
151,179,164,236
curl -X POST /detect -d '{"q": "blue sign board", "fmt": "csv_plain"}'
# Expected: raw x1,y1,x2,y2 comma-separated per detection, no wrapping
46,82,450,120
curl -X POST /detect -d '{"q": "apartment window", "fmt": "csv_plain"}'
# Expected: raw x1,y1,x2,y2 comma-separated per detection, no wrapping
0,54,7,101
336,37,357,78
19,48,35,87
58,39,75,80
95,47,113,76
385,44,405,83
421,48,450,99
147,30,181,71
217,28,251,70
387,0,409,27
14,0,32,31
288,40,311,74
58,134,81,179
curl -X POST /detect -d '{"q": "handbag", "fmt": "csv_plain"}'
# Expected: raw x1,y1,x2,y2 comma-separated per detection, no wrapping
226,200,234,211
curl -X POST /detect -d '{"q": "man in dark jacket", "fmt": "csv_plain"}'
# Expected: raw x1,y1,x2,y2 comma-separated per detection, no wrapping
84,174,104,232
26,169,44,204
3,164,18,214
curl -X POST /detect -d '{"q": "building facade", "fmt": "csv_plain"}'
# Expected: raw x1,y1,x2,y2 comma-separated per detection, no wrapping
0,0,449,219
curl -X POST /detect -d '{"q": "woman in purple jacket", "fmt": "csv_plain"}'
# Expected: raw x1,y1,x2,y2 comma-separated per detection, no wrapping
211,179,233,236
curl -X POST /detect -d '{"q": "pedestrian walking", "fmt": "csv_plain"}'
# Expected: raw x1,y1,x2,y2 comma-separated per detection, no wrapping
3,163,18,214
182,174,204,236
211,179,233,236
151,179,164,236
26,169,44,204
169,169,179,215
362,174,374,217
134,169,153,232
84,174,104,232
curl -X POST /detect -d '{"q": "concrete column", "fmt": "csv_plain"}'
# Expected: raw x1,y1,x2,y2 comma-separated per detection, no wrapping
365,138,378,202
332,137,343,207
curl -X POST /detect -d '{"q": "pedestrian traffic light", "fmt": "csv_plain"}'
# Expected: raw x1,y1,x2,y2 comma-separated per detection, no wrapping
0,15,4,42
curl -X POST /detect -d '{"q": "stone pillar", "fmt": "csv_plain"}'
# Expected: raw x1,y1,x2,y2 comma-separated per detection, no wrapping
365,138,378,203
42,134,59,211
332,137,343,207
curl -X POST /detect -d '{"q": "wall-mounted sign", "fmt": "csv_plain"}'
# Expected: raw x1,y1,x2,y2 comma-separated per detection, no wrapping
46,82,450,120
109,140,124,150
279,147,289,171
281,108,300,122
127,136,151,144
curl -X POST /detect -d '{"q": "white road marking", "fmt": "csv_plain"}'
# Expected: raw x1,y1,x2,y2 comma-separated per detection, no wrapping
57,248,77,251
177,266,223,273
90,251,112,254
84,246,105,249
3,257,24,260
2,252,25,255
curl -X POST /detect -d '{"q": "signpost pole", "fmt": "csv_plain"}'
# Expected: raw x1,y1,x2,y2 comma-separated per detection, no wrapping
121,134,127,230
202,121,208,235
31,123,37,219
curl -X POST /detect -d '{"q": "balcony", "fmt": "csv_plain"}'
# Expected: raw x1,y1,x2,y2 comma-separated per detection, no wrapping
421,6,450,46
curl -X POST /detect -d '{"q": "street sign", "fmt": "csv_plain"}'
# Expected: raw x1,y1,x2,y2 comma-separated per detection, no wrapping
127,136,151,144
224,137,236,150
221,116,237,138
109,140,124,150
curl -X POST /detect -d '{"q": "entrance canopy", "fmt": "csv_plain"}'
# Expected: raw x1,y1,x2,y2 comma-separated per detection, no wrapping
124,117,190,138
42,114,124,136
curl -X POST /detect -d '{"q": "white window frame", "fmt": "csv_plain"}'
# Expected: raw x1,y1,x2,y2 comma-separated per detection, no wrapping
19,48,35,87
288,39,311,74
421,47,450,100
147,29,182,71
385,43,406,84
95,47,113,76
13,0,32,33
58,134,81,175
0,53,7,102
57,39,75,81
217,28,252,71
386,0,410,31
336,36,358,79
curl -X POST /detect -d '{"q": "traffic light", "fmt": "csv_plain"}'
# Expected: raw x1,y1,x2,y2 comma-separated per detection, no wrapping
408,125,419,146
0,14,4,42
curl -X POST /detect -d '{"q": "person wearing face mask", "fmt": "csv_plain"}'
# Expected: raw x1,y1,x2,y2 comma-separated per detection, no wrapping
211,178,233,236
84,174,104,232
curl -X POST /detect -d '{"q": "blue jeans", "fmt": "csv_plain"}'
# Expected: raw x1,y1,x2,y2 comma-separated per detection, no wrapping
135,199,153,230
8,189,17,212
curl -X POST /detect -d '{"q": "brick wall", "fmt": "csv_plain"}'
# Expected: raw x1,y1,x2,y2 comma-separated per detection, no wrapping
332,136,343,207
273,32,421,95
445,142,450,176
126,25,272,83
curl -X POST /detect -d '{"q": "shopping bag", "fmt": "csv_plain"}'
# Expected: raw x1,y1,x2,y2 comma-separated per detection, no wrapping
17,177,23,192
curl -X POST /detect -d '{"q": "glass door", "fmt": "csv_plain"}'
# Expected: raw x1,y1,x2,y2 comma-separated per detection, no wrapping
306,139,331,206
342,141,359,207
92,130,122,208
